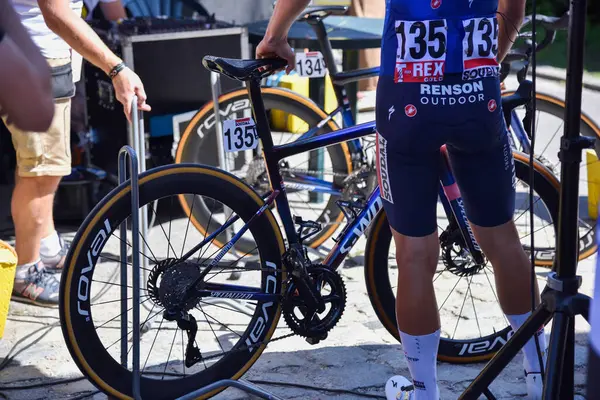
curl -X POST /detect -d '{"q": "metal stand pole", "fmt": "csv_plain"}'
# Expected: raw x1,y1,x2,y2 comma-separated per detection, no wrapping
120,97,143,400
458,0,593,398
176,379,284,400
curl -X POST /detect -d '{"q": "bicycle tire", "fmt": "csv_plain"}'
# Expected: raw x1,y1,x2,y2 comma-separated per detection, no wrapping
503,90,599,262
175,87,353,254
364,153,560,364
59,164,286,400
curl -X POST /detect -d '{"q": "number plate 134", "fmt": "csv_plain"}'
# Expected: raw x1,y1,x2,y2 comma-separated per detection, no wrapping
295,51,327,78
223,117,259,152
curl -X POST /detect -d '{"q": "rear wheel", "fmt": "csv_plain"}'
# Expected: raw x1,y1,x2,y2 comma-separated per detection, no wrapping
60,164,286,399
364,154,560,363
505,90,599,262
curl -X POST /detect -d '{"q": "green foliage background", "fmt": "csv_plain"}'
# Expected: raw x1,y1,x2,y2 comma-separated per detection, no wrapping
526,0,600,72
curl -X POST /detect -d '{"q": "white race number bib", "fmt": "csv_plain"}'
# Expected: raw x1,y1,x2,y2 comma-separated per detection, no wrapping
295,51,327,78
394,19,447,83
462,16,500,80
223,117,258,152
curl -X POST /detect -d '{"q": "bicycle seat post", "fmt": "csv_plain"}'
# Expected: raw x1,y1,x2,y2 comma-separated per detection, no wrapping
245,77,300,245
306,17,339,77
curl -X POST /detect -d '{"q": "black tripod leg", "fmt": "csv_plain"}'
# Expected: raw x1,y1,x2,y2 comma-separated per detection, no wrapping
543,313,571,398
459,305,552,400
560,317,576,399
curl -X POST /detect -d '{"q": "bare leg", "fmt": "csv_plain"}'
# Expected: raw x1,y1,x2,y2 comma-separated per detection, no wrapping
392,228,441,400
472,219,546,384
11,174,61,265
393,229,441,334
471,219,539,314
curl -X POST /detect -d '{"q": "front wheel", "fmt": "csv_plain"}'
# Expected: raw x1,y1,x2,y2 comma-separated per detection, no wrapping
364,153,560,363
60,164,286,399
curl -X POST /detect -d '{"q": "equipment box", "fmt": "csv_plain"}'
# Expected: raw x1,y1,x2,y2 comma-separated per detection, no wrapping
84,20,250,174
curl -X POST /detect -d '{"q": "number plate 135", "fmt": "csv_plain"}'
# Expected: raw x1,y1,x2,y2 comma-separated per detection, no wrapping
295,51,327,78
223,117,259,152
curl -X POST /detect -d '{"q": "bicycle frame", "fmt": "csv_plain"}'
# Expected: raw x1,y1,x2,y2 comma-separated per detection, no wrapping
189,78,487,300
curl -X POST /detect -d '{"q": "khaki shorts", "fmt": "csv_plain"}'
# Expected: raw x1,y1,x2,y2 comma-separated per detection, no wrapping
2,58,72,177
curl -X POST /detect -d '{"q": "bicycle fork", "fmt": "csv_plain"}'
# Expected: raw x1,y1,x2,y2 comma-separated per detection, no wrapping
439,148,486,265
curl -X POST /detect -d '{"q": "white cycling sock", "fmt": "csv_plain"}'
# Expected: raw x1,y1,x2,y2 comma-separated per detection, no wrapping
40,230,61,257
507,312,547,373
398,329,441,400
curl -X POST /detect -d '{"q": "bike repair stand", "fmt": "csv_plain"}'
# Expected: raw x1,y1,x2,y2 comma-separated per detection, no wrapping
459,0,593,398
117,93,282,399
119,96,144,400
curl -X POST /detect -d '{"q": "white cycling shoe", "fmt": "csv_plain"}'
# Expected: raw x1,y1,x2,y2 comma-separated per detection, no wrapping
385,375,415,400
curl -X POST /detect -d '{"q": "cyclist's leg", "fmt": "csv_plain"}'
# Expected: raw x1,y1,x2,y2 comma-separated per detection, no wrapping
447,82,546,377
376,75,445,400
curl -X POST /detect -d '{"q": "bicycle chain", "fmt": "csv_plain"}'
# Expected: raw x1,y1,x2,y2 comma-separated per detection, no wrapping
279,167,349,178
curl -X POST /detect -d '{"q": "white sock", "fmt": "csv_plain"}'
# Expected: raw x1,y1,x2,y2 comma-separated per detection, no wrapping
40,230,61,257
506,312,547,373
15,259,42,278
399,329,441,400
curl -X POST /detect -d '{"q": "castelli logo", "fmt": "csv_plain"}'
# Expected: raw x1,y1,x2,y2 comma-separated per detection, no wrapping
431,0,442,9
405,104,417,118
488,99,497,112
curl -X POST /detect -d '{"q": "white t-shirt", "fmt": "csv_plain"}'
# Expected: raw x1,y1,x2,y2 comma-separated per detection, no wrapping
11,0,83,60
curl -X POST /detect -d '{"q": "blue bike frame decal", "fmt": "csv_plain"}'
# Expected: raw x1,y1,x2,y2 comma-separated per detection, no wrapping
323,188,383,269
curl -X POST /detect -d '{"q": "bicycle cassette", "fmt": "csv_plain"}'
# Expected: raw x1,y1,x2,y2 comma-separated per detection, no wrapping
282,266,346,343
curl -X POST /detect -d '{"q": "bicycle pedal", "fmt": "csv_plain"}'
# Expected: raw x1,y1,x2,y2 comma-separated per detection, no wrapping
306,333,327,345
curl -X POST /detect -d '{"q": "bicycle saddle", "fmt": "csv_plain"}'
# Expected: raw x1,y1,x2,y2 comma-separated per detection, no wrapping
298,5,349,20
202,56,288,81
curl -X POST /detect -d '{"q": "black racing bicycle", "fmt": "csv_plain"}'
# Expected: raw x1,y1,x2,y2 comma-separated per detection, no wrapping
61,54,563,398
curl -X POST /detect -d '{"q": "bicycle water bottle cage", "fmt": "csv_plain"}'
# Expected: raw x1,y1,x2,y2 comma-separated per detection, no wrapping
337,199,365,221
202,56,288,81
294,216,322,245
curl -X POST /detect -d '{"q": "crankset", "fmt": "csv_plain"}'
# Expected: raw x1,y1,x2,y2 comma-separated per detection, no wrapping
282,266,346,345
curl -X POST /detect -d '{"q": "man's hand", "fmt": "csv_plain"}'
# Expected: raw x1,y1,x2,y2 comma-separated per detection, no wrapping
111,67,151,121
255,0,312,73
256,36,295,74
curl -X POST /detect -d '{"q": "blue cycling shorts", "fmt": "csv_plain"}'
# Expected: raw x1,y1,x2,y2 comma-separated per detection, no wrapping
375,74,516,237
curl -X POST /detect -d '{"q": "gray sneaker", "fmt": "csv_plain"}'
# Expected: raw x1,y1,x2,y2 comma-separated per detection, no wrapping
41,235,70,273
12,261,60,307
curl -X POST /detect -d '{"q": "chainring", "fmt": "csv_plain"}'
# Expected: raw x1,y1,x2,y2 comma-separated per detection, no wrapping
282,266,346,339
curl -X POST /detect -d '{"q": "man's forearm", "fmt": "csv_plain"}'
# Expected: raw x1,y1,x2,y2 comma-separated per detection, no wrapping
264,0,312,41
497,0,526,63
40,0,121,74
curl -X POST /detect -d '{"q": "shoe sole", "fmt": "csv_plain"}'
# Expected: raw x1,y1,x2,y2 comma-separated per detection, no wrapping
11,295,59,308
